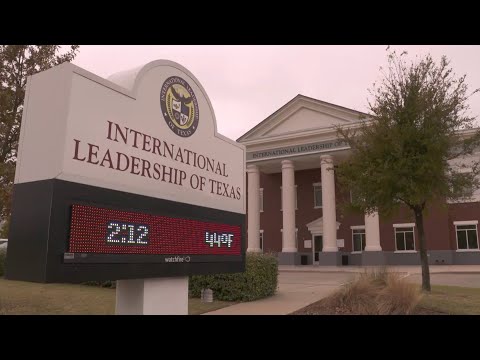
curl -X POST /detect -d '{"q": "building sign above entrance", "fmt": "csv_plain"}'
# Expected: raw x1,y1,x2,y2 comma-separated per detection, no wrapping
246,139,349,162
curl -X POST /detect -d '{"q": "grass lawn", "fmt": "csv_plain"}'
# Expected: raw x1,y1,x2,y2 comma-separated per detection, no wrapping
415,285,480,315
0,278,234,315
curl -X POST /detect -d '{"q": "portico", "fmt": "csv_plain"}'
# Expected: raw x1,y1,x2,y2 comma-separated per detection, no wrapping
239,94,384,265
245,154,384,265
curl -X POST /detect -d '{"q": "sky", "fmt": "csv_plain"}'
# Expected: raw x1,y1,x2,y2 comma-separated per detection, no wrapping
71,45,480,141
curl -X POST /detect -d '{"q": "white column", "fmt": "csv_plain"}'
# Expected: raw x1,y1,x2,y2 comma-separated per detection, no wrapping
281,160,297,252
116,277,189,315
321,155,338,252
247,164,261,252
364,211,382,251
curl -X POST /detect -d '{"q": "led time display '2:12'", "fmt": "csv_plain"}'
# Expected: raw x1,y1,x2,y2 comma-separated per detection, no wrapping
106,222,149,245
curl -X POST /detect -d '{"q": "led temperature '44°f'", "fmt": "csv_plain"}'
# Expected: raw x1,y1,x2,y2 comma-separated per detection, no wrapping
205,231,234,248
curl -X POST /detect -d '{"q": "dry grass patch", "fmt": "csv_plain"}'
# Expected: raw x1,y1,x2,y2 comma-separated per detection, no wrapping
293,268,423,315
376,273,423,315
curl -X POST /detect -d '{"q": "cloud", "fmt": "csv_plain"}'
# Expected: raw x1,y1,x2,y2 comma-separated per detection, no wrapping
72,45,480,140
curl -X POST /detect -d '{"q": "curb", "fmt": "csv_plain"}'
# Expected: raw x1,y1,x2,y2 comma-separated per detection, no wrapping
279,269,480,275
279,269,360,273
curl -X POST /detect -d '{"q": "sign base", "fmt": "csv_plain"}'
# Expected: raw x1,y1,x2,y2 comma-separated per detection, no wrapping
115,276,189,315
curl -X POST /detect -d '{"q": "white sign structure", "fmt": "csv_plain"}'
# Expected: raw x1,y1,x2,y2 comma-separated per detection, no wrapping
16,60,245,215
12,60,246,315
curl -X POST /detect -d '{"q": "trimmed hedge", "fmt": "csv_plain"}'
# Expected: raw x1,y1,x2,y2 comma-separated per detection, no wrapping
0,249,5,277
0,218,9,239
189,252,278,302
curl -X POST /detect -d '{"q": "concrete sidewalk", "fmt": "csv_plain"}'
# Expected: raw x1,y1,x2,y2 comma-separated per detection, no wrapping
204,271,353,315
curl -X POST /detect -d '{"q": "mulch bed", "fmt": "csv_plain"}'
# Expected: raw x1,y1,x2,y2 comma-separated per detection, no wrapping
291,298,447,315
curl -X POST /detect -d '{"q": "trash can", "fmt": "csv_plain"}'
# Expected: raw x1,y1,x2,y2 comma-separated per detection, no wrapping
201,288,213,303
342,255,349,266
300,255,308,265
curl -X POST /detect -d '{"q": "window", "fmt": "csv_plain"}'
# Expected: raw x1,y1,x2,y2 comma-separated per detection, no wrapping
280,185,298,211
455,221,479,251
350,190,360,203
259,188,264,212
313,183,322,208
447,154,480,204
350,189,365,204
259,230,264,251
351,227,366,252
394,224,415,251
447,191,480,204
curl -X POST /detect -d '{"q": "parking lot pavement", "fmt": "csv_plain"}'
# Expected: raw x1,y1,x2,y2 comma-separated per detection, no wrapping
406,273,480,288
205,271,354,315
278,271,355,286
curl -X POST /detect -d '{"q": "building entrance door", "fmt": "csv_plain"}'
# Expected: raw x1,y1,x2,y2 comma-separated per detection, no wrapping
313,235,323,264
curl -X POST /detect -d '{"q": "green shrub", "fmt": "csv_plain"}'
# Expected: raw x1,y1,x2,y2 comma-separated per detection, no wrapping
0,218,9,239
189,252,278,302
0,249,6,277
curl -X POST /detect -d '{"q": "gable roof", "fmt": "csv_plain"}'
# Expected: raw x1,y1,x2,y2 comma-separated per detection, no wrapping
237,94,370,142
